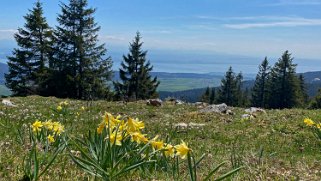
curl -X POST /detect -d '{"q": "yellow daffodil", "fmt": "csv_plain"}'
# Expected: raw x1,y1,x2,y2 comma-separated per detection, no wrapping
43,120,54,130
52,122,64,134
81,106,85,111
151,137,164,150
127,117,144,133
57,105,63,111
164,144,175,158
316,123,321,130
32,120,43,132
304,118,315,127
175,141,191,159
108,131,123,146
104,112,120,129
59,101,68,106
130,132,149,144
97,121,105,134
47,134,55,143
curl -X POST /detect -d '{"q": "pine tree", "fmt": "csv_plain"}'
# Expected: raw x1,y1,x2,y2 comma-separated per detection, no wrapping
266,51,300,108
114,32,159,101
209,88,216,104
53,0,113,99
5,1,53,96
235,72,243,106
298,74,308,106
217,66,240,106
201,86,210,103
309,89,321,109
251,57,270,108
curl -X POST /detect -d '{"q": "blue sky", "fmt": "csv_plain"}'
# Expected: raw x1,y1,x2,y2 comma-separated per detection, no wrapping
1,0,321,73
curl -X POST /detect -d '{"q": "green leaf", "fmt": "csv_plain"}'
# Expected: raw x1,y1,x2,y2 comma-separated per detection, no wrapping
214,166,243,181
203,162,226,181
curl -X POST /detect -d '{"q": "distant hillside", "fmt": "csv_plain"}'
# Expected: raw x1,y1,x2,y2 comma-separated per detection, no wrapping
160,71,321,102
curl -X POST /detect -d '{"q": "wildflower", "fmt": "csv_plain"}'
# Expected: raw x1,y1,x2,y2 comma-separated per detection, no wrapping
127,117,144,133
304,118,315,127
104,112,120,129
81,106,85,111
316,123,321,130
47,134,55,143
57,105,63,111
130,132,149,144
164,144,175,158
76,112,80,117
59,101,68,106
43,120,54,130
52,122,64,134
97,121,105,134
151,137,164,150
32,120,43,132
175,140,191,159
108,131,123,146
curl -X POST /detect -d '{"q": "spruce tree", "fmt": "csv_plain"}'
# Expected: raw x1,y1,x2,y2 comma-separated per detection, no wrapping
309,89,321,109
251,57,270,108
298,74,308,106
217,66,240,106
53,0,113,99
201,86,210,103
5,1,53,96
114,32,159,101
209,88,216,104
266,51,300,108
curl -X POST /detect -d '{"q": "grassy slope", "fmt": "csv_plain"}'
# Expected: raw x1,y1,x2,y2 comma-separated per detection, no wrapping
0,96,320,180
157,78,221,92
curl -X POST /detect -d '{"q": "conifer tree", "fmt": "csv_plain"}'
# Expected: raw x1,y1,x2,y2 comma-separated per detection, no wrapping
201,86,210,103
114,32,159,100
309,89,321,109
209,88,216,104
298,74,308,106
266,51,300,108
5,1,53,96
53,0,113,99
217,66,241,106
251,57,270,108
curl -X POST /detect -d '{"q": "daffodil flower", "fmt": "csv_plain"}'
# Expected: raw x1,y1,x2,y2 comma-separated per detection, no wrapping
304,118,315,127
47,134,55,143
127,117,144,133
32,120,43,132
130,132,149,144
57,105,63,111
164,144,175,158
175,140,191,159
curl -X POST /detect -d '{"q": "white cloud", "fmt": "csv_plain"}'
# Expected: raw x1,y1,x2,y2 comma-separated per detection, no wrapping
0,29,17,40
102,35,125,41
0,29,17,33
224,18,321,29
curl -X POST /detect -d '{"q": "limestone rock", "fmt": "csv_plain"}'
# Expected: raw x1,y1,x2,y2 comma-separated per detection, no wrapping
2,99,17,107
146,99,162,106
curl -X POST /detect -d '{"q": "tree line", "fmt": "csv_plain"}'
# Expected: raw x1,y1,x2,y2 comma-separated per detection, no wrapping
201,50,312,109
5,0,159,101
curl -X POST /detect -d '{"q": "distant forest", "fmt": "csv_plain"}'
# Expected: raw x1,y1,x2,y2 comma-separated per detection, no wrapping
4,0,321,109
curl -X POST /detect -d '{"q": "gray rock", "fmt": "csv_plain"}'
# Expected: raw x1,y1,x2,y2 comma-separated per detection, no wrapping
175,99,184,105
2,99,17,107
199,103,230,114
146,99,163,106
245,107,266,114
